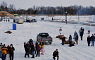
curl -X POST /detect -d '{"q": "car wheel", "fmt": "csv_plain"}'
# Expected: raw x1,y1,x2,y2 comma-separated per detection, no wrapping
49,42,52,44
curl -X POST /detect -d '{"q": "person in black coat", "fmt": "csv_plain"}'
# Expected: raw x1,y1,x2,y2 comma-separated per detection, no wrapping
79,27,84,40
30,43,35,58
9,44,15,60
35,41,41,57
87,35,91,46
24,42,29,57
53,49,59,60
69,35,72,47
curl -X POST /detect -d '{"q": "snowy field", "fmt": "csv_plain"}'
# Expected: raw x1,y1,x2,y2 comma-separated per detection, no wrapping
0,15,95,60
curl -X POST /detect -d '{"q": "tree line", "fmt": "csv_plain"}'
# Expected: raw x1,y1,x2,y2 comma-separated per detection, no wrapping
0,1,95,15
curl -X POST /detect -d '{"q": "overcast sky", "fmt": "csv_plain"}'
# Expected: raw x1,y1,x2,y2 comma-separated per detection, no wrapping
0,0,95,9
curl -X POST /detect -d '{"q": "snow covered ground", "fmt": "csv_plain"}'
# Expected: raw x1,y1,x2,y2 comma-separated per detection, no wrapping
0,16,95,60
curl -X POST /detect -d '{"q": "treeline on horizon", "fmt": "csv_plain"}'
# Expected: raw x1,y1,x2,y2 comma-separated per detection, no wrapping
0,1,95,15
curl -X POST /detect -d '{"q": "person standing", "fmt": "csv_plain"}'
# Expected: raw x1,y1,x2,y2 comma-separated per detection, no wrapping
40,40,45,48
9,44,15,60
73,31,78,39
61,35,66,45
24,42,29,58
59,27,62,35
0,43,3,58
87,35,91,46
35,41,41,57
91,34,95,46
53,49,59,60
79,27,84,40
2,53,6,60
75,34,78,44
30,43,35,58
69,35,72,47
41,47,45,55
36,44,41,56
1,44,8,60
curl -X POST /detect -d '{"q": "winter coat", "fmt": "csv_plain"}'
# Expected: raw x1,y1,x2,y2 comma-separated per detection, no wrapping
40,42,45,48
53,51,59,57
75,35,78,40
69,36,72,42
31,45,35,52
35,43,38,49
36,45,41,51
87,37,91,42
61,36,66,42
73,31,78,39
7,46,10,54
80,30,83,36
91,36,95,41
1,47,8,54
24,44,29,52
9,47,15,55
0,45,3,51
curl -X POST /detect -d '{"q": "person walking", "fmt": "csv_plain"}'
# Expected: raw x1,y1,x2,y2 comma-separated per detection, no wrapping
9,44,15,60
53,49,59,60
87,35,91,46
75,34,78,44
91,34,95,46
73,31,78,39
24,42,29,58
0,43,3,58
69,35,72,47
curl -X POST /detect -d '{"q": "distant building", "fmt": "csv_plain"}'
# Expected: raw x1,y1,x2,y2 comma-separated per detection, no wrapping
0,11,13,17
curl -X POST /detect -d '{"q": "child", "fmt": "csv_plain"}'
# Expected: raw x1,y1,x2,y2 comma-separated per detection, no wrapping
41,47,45,55
2,53,6,60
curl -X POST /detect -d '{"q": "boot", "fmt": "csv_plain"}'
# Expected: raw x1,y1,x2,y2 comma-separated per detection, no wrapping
31,55,34,58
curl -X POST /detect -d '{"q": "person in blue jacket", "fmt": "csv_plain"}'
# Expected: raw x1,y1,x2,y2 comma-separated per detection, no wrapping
91,34,95,46
73,31,78,39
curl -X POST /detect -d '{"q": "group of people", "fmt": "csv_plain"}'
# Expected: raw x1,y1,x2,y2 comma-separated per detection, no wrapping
24,39,45,58
0,43,15,60
60,27,95,47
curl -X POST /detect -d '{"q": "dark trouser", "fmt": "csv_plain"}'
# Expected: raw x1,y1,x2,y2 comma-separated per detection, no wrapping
25,51,29,57
80,36,83,40
0,51,2,58
36,50,40,57
53,56,59,60
87,41,90,46
62,41,64,45
69,41,72,46
10,53,14,60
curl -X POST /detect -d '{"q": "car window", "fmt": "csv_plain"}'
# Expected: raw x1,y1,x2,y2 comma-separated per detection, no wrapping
40,33,49,37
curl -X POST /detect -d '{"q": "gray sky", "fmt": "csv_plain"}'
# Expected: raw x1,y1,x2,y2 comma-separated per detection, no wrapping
0,0,95,9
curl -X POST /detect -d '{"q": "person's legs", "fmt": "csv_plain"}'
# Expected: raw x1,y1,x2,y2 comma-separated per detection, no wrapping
62,41,64,45
57,56,59,60
53,56,55,60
